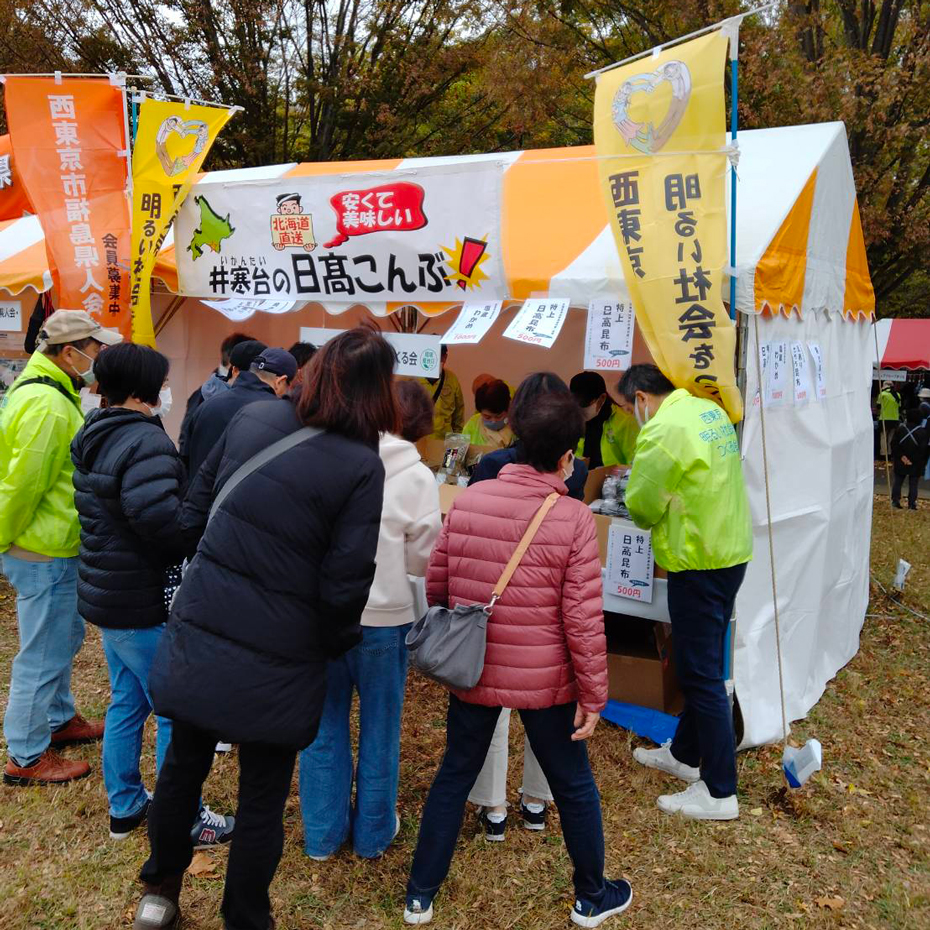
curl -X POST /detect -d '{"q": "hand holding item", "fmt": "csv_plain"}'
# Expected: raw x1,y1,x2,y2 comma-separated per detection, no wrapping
572,706,600,741
902,455,912,467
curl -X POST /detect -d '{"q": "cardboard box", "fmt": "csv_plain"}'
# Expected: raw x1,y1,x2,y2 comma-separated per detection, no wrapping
605,614,682,714
438,483,465,517
416,437,447,469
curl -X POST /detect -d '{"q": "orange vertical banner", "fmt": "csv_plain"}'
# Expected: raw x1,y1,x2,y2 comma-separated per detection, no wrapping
0,133,33,220
3,76,132,338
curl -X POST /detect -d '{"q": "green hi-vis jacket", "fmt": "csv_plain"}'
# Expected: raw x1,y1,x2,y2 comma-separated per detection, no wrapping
577,406,640,467
625,389,752,573
0,353,84,558
418,369,465,439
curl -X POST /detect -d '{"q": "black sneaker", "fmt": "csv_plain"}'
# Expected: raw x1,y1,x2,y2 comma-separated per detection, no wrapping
571,879,633,928
191,805,235,848
111,798,151,840
521,801,547,831
478,808,506,842
404,893,434,925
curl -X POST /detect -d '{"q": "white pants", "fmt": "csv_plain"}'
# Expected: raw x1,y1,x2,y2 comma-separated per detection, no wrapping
467,708,553,808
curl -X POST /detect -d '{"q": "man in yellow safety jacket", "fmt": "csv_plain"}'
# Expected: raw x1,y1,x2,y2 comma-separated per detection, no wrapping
619,364,752,822
417,344,464,439
0,309,121,786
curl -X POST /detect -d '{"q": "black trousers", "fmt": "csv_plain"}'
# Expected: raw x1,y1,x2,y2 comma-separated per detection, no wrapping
408,696,607,903
667,563,747,799
892,472,920,508
140,721,296,930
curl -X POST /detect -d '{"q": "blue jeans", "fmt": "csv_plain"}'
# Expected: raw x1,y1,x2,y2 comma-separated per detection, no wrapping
298,624,411,859
100,625,173,818
2,555,84,767
668,563,748,798
407,696,607,902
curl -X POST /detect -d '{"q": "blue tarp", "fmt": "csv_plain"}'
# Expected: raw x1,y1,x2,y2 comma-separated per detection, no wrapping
602,700,680,745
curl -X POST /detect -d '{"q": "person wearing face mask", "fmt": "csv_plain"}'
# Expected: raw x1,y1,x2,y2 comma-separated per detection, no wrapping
0,309,122,786
184,341,296,480
461,379,513,450
618,364,752,821
70,343,235,846
570,372,639,469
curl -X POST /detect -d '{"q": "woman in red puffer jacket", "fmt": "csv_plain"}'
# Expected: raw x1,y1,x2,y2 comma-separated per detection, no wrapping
404,392,632,929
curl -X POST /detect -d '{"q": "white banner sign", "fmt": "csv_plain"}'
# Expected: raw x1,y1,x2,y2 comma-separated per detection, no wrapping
873,368,907,382
441,301,502,345
764,341,789,408
202,298,299,322
0,300,22,332
176,161,506,304
791,341,813,405
503,298,571,348
583,299,634,371
606,523,654,603
808,342,827,399
299,327,441,378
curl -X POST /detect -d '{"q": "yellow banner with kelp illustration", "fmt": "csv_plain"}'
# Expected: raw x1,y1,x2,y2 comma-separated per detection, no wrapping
594,31,741,422
130,98,233,345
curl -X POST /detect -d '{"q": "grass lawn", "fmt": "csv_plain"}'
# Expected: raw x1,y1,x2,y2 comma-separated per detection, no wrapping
0,496,927,930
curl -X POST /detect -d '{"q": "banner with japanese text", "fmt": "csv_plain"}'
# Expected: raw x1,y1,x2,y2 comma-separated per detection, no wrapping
594,31,741,421
131,97,233,346
174,160,506,304
0,133,33,220
3,77,132,338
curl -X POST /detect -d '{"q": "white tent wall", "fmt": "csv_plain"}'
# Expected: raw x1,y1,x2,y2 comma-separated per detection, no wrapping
736,309,874,746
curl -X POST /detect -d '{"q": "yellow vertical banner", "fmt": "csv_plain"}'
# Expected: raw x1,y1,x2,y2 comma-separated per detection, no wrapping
130,98,234,345
594,31,742,422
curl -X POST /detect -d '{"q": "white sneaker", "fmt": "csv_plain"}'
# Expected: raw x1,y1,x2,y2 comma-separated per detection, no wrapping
633,740,700,782
656,781,739,820
404,896,434,925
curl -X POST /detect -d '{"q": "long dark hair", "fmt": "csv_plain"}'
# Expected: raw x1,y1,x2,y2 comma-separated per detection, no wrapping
296,326,399,447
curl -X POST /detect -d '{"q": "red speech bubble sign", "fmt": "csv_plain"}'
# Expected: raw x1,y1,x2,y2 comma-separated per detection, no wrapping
325,182,427,248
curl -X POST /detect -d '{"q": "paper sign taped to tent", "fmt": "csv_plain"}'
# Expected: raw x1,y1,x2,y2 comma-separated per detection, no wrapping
300,327,441,378
503,298,570,348
606,524,654,603
176,161,506,304
791,341,813,405
764,341,789,407
0,300,21,332
441,301,502,345
202,298,298,321
808,343,827,398
584,299,634,371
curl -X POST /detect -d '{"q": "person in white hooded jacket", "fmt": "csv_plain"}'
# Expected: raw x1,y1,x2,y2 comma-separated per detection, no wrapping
298,380,441,860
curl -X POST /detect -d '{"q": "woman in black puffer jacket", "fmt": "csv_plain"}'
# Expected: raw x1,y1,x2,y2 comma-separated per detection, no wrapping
71,343,232,846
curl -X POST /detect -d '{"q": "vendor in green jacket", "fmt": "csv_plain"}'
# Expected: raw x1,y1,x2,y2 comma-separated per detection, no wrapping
619,364,752,822
417,345,464,439
0,309,121,786
570,372,639,467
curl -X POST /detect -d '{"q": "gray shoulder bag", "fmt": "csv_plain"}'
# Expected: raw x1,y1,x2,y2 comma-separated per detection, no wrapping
405,492,559,690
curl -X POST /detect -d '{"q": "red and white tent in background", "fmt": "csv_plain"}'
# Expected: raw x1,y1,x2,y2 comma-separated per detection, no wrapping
872,318,930,371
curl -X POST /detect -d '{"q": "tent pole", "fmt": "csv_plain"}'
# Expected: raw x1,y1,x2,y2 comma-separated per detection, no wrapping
154,295,184,337
728,45,738,321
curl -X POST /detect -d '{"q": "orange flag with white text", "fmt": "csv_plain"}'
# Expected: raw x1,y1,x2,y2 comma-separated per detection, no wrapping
3,76,132,338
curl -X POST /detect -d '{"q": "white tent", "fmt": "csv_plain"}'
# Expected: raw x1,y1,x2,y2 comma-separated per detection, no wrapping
0,122,875,746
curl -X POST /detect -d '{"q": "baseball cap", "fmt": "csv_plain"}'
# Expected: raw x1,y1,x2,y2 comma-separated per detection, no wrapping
229,339,267,371
36,309,123,353
253,347,298,382
919,387,930,399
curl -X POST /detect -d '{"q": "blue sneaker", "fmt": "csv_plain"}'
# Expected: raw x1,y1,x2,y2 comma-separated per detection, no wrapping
404,893,434,925
191,805,235,848
571,879,633,928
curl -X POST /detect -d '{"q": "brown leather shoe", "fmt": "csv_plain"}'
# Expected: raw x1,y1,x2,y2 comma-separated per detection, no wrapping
4,748,91,785
51,713,105,746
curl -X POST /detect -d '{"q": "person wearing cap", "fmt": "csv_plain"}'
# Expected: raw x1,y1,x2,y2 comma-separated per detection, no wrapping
417,345,464,439
877,380,901,458
0,308,121,786
178,332,256,466
184,339,273,479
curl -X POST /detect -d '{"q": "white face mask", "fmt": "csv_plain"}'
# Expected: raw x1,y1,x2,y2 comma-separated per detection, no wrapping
79,388,102,415
148,387,173,418
562,451,575,482
217,364,230,378
70,347,97,387
634,396,651,428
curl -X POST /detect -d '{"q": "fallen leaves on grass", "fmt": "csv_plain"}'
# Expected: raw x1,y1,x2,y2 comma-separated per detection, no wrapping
816,895,845,910
188,852,219,878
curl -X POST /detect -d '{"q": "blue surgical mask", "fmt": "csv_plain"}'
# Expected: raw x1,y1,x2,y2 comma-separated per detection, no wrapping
482,416,508,432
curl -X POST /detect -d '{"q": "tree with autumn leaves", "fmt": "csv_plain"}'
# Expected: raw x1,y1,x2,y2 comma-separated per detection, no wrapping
0,0,927,315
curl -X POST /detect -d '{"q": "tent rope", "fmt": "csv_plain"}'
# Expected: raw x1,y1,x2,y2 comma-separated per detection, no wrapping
751,313,790,770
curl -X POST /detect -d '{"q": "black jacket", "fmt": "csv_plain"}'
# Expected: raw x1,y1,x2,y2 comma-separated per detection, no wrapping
469,441,589,501
150,399,385,750
184,371,274,479
178,369,231,462
71,408,187,629
891,421,929,477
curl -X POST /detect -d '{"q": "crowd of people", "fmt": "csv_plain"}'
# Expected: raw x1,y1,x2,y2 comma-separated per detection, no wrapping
874,380,930,510
0,310,757,930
